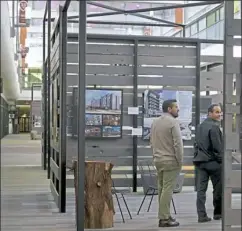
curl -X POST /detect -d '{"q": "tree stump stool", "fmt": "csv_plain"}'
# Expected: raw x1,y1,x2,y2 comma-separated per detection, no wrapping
73,160,115,229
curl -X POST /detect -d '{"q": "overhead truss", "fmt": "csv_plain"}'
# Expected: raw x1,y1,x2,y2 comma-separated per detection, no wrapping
47,0,223,29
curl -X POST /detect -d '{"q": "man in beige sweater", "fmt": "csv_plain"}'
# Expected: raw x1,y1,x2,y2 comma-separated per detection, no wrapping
150,99,183,227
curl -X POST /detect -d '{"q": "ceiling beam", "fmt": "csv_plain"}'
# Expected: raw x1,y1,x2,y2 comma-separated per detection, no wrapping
68,19,182,27
87,1,223,18
87,2,184,27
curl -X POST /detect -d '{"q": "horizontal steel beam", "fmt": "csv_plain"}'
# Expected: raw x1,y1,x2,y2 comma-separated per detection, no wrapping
87,2,184,27
67,32,224,44
67,15,79,20
68,20,181,27
87,1,223,18
45,17,57,22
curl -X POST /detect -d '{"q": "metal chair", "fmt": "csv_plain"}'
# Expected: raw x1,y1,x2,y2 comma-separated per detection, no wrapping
137,159,177,215
112,175,132,223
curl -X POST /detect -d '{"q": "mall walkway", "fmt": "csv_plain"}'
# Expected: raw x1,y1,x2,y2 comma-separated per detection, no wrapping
1,134,238,231
1,134,75,231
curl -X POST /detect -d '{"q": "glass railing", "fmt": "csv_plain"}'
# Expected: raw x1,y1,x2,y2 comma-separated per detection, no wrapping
189,20,224,49
193,20,224,41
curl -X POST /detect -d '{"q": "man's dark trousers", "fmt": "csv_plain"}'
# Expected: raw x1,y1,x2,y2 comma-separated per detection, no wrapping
196,161,222,217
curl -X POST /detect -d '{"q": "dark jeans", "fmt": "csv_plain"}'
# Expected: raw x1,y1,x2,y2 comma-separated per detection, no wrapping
196,161,222,218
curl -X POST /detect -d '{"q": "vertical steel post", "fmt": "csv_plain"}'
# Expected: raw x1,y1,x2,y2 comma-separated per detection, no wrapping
132,39,138,192
59,5,67,213
16,0,19,58
42,9,47,170
206,66,210,96
222,1,235,230
182,26,186,37
47,0,51,179
12,0,15,36
15,0,20,85
0,0,1,140
194,42,201,191
77,0,86,230
31,84,34,131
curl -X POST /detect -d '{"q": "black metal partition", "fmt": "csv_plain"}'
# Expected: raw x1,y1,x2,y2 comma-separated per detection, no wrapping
42,0,230,221
0,96,9,139
48,6,67,213
222,1,242,230
47,26,223,216
65,33,224,192
66,34,200,187
41,1,51,172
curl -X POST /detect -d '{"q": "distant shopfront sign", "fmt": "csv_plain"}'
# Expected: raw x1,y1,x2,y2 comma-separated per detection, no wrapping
19,0,28,25
19,0,28,11
144,27,152,36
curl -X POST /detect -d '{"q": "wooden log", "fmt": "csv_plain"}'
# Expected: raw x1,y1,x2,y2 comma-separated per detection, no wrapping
73,160,115,229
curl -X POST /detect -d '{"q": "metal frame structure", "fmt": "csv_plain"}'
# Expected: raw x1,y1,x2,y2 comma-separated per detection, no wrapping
222,1,241,231
41,1,241,231
42,0,51,175
42,4,68,213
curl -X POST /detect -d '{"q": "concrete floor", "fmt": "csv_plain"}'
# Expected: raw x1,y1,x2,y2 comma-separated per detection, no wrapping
1,134,240,231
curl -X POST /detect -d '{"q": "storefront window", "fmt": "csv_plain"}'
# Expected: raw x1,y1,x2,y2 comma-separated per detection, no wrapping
198,17,206,31
234,1,240,13
220,7,224,19
215,9,220,22
31,1,62,11
207,12,216,27
185,26,191,37
31,1,46,10
191,22,198,35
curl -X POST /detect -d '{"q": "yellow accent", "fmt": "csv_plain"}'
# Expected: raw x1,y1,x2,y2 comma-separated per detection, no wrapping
16,105,31,108
182,165,194,171
185,174,195,178
234,1,240,13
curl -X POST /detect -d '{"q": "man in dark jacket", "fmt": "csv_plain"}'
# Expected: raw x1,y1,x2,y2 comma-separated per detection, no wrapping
194,104,223,223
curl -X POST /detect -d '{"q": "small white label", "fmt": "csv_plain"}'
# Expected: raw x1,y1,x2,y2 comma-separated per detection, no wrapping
132,127,143,136
128,107,139,115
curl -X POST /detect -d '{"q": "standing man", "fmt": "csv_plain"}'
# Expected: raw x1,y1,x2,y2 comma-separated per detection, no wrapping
194,104,223,223
150,99,183,227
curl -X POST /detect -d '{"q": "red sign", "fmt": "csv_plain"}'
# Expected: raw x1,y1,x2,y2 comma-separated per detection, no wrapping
19,0,28,24
19,0,28,11
144,27,152,36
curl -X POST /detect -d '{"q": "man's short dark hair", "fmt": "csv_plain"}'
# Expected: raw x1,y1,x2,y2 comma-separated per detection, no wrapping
208,104,220,114
162,99,177,112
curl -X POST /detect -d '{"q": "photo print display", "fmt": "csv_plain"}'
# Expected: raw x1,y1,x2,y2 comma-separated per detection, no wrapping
103,114,121,126
102,126,121,138
143,90,193,140
85,114,102,126
85,89,123,138
85,126,102,137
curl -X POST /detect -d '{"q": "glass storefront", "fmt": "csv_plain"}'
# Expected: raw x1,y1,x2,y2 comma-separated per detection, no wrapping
0,96,9,139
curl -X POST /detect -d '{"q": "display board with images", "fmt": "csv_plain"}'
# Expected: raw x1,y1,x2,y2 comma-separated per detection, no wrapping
85,89,123,138
142,90,193,140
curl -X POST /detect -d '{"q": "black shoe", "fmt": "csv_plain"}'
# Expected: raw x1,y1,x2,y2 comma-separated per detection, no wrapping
213,214,222,220
159,219,180,227
198,216,212,223
169,216,176,222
